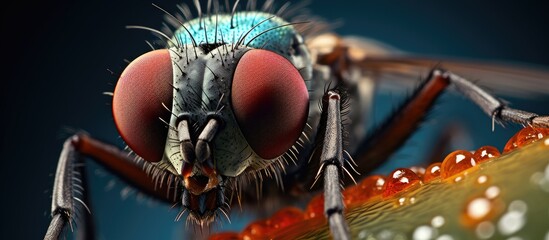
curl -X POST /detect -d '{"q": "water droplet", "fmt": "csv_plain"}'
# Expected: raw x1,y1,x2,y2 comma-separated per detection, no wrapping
395,196,417,206
398,197,406,206
504,133,519,153
344,175,386,205
504,127,549,153
241,220,270,239
431,216,445,228
540,179,549,192
358,230,371,239
383,168,421,197
436,234,454,240
515,127,549,148
468,198,491,220
498,211,526,235
476,221,495,239
376,229,395,240
477,175,488,184
424,162,441,183
454,176,463,183
268,207,303,229
531,172,549,193
544,138,549,146
441,150,477,179
304,194,324,219
342,184,361,206
530,172,544,185
357,175,386,201
410,166,426,178
508,200,527,214
413,225,436,240
462,196,502,227
485,186,500,199
474,146,500,163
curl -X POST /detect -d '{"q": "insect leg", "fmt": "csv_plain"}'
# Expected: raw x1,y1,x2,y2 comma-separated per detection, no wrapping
446,70,549,127
45,134,181,240
45,135,88,239
353,70,450,176
315,91,351,240
353,69,549,177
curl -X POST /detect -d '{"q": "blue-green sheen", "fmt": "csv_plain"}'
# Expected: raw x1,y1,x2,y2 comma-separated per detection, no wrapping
172,12,296,56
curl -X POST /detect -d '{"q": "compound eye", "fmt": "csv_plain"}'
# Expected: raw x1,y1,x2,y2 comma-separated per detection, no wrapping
112,50,173,162
231,49,309,159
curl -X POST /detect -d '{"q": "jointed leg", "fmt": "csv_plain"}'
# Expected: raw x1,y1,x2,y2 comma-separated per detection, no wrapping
44,134,181,240
353,70,450,175
315,91,351,240
45,136,87,240
447,70,549,127
353,69,549,177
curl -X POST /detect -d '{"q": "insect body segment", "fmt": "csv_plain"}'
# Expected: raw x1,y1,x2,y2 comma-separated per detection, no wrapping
162,11,312,175
114,10,314,224
44,2,549,240
172,11,298,58
163,45,251,178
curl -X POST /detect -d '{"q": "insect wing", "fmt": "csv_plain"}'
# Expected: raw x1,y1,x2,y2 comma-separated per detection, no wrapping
341,36,549,98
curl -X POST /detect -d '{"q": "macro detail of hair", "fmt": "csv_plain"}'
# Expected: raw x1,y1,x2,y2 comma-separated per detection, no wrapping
35,0,549,240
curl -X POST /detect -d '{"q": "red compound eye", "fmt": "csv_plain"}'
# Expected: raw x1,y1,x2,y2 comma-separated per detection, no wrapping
112,49,173,162
231,49,308,159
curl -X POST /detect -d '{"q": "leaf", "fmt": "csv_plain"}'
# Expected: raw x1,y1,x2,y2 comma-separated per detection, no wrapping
274,139,549,239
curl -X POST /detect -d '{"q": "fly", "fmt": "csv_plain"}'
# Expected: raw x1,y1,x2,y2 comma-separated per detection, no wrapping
44,1,549,239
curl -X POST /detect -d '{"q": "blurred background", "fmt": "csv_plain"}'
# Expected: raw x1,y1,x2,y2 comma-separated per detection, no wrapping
2,0,549,239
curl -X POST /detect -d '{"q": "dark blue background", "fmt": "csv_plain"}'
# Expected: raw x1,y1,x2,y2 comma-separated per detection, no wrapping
2,1,549,239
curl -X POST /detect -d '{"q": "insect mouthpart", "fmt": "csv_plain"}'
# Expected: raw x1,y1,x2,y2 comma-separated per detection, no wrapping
178,118,220,193
175,117,230,225
180,181,227,226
